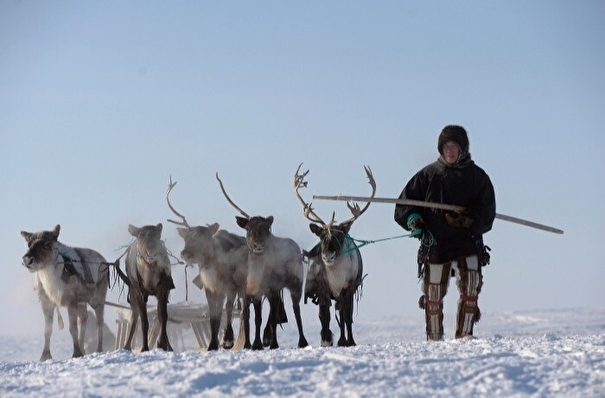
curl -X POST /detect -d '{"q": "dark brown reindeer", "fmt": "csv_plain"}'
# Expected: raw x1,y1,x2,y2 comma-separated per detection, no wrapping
216,173,308,350
20,224,109,361
166,177,248,351
294,164,375,347
121,223,175,352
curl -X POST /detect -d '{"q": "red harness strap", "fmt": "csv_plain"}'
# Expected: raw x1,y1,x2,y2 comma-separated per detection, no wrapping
460,295,478,302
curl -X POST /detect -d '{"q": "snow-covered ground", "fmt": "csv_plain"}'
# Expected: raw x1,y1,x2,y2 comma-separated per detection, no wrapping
1,307,604,397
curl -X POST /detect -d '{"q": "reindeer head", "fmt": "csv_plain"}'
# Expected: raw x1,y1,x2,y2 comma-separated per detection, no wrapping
294,164,376,266
236,215,274,254
165,176,223,265
216,173,274,254
21,224,61,272
309,221,355,265
177,224,220,265
128,223,174,291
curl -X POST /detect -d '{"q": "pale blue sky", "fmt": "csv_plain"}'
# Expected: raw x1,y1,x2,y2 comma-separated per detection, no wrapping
1,1,603,337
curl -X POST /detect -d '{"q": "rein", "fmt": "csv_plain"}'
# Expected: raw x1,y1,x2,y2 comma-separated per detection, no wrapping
341,229,433,254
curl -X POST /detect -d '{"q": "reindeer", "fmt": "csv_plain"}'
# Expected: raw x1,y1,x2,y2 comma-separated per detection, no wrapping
166,177,248,351
20,224,109,361
121,223,175,352
216,173,308,350
294,164,375,347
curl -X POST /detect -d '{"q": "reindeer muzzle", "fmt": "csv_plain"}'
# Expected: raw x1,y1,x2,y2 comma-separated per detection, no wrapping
22,256,35,270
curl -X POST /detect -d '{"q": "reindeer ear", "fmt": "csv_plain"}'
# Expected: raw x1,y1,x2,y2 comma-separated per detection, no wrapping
235,216,248,229
208,222,220,235
265,216,274,228
21,231,33,243
128,224,139,237
156,223,163,234
177,227,189,238
52,224,61,239
338,221,354,235
309,223,323,237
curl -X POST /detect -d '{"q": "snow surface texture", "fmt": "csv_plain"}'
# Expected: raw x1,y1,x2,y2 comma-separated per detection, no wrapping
1,308,604,397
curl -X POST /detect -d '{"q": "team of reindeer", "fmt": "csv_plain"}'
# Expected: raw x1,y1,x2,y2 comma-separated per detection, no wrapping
20,164,376,361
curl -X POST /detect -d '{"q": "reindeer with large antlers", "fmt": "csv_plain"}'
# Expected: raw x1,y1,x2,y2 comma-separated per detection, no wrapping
294,163,375,347
166,177,248,351
216,173,308,350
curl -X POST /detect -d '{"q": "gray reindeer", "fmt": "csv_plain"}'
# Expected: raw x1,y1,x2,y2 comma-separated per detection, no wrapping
217,173,308,350
20,224,109,360
294,164,375,347
166,177,248,351
121,223,175,352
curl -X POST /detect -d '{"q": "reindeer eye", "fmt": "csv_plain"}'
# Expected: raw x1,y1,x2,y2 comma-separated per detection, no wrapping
43,242,52,250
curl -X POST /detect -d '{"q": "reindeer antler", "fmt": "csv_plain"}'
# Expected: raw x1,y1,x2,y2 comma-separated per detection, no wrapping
216,173,250,219
342,165,376,225
166,176,190,228
294,163,331,227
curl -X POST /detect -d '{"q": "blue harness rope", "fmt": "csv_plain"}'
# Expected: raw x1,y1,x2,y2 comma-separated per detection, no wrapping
341,229,434,254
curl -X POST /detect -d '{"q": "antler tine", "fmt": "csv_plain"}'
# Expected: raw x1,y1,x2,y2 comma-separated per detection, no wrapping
216,173,250,219
343,165,377,224
293,163,327,227
166,175,191,228
328,211,336,228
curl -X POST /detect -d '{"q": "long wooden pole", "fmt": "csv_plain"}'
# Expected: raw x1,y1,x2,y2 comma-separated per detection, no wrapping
312,195,564,235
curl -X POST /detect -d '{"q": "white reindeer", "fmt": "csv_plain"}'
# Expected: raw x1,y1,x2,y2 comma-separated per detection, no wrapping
294,164,375,346
217,173,308,350
20,224,109,360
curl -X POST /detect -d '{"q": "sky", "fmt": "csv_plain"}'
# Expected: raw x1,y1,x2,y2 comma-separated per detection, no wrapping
1,1,604,337
1,308,604,396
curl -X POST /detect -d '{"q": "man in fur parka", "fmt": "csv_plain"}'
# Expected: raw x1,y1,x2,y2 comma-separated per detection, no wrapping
394,125,496,340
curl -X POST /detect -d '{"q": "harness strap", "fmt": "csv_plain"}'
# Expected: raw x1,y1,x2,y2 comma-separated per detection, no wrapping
342,232,417,254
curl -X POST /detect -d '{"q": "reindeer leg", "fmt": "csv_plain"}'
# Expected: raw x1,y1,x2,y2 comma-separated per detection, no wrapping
262,298,275,348
77,303,88,355
206,289,222,351
138,295,150,352
319,297,333,347
123,301,139,351
155,290,172,351
67,304,83,358
242,297,252,349
93,303,105,352
290,288,309,348
344,293,356,347
266,293,280,350
39,289,55,361
336,299,348,347
252,299,264,350
222,291,236,349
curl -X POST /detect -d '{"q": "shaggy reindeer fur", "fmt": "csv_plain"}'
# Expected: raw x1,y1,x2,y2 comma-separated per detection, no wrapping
236,215,308,350
20,224,109,361
177,224,248,350
294,164,373,347
217,174,308,350
121,223,175,352
304,227,364,347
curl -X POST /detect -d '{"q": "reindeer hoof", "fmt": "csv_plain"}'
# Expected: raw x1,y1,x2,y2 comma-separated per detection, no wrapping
39,351,52,362
207,340,219,351
320,339,333,347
